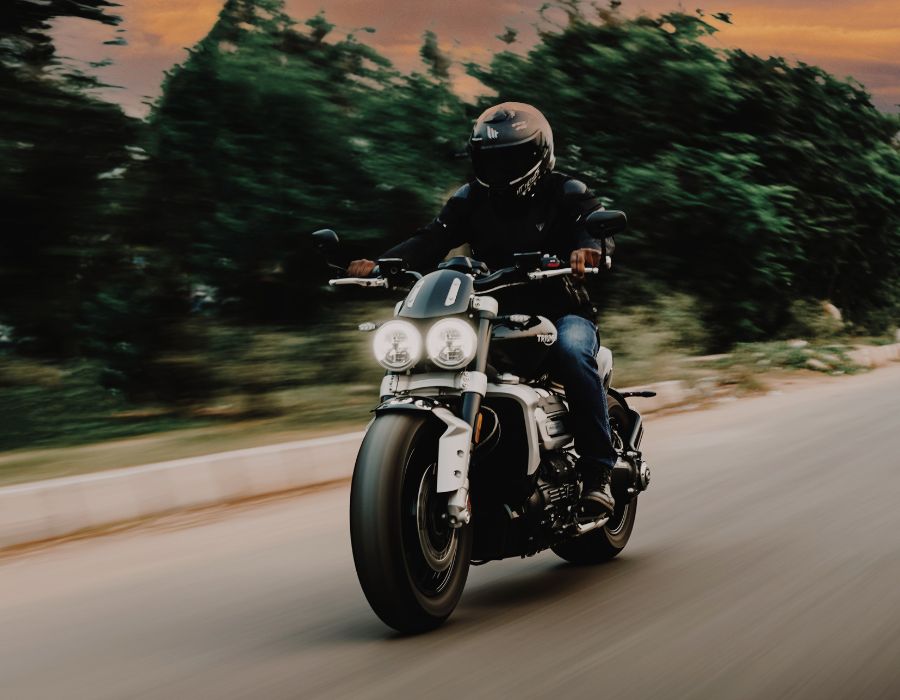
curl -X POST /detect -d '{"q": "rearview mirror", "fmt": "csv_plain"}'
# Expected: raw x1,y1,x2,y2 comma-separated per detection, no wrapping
311,228,340,252
585,210,627,237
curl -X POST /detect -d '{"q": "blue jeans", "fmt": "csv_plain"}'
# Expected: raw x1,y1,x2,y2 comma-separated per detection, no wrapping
546,315,617,472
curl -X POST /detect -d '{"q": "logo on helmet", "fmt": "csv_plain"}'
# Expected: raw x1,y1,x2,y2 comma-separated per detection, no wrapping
516,166,543,197
486,126,499,140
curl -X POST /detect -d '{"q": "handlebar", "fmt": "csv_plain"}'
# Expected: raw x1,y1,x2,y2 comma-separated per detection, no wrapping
328,277,389,287
328,263,419,288
328,259,610,290
526,266,601,280
470,263,606,293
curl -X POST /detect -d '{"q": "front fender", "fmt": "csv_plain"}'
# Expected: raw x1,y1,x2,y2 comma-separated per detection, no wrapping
374,398,472,494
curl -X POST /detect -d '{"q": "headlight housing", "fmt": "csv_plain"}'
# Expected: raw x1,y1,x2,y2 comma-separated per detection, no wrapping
426,318,478,370
372,320,422,371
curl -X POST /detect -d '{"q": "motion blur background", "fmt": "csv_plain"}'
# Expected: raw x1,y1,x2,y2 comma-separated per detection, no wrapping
2,0,899,478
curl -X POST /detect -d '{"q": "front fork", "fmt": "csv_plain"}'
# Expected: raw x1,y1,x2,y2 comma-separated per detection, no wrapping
443,312,493,528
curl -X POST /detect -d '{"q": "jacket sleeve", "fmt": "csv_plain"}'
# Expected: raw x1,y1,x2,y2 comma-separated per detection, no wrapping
564,179,616,259
380,185,472,272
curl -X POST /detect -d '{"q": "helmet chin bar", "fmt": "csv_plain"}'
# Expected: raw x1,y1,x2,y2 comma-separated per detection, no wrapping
514,162,544,197
477,161,547,201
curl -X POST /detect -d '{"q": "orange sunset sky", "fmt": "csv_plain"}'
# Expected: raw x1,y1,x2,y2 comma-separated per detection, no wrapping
50,0,900,117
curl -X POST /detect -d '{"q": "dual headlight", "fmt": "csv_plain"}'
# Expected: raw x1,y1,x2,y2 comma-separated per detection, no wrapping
372,319,477,371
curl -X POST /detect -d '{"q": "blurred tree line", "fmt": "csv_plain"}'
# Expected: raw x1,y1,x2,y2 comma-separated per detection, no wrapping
470,5,900,340
1,0,899,447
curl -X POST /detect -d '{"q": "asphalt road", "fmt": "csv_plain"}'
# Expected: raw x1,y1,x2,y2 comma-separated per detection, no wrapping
3,366,900,700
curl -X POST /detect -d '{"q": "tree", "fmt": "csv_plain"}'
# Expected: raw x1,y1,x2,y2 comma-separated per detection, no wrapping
148,2,469,320
469,2,900,344
0,0,136,355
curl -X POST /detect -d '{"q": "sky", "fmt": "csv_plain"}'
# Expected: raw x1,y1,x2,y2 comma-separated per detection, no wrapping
50,0,900,117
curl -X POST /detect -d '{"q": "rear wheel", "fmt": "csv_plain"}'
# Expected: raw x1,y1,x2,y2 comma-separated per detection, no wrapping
552,395,639,564
350,412,472,633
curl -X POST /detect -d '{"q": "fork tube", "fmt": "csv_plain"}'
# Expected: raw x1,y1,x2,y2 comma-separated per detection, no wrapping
460,317,492,428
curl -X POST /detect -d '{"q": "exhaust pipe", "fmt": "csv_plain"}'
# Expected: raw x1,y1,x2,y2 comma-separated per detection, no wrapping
573,515,610,536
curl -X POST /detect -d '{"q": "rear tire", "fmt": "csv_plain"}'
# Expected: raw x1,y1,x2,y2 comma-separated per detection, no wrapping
350,412,472,633
552,395,639,564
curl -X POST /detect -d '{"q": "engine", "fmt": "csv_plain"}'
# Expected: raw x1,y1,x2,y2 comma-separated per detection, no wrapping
523,452,579,534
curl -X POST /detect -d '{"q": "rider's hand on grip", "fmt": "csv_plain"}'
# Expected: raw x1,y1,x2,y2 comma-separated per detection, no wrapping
569,248,602,278
348,259,376,278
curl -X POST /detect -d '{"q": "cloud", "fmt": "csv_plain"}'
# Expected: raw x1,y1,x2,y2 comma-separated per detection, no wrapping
49,0,900,116
696,1,900,110
123,0,224,56
283,0,900,110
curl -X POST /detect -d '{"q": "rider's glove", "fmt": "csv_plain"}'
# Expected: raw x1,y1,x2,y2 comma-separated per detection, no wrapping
569,248,602,279
348,259,376,278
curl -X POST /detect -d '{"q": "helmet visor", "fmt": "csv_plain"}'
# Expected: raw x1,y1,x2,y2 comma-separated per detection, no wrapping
472,140,542,189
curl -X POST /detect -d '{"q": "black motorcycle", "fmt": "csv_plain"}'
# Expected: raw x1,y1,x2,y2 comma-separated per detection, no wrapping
315,209,652,633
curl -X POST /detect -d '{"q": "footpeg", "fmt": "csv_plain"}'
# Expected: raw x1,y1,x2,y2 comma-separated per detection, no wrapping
572,514,610,535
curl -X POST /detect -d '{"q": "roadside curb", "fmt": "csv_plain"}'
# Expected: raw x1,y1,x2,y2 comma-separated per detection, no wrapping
847,343,900,368
0,379,686,551
0,431,364,550
3,344,897,551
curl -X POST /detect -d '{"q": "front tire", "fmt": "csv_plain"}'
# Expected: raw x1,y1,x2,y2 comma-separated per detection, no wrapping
552,394,639,564
350,412,472,633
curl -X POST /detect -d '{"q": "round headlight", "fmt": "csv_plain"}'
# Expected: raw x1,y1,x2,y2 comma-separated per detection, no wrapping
372,320,422,371
426,318,478,370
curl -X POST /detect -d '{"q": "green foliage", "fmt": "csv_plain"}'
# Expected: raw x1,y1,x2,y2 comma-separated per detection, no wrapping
3,0,900,450
420,30,452,79
719,341,861,377
783,300,844,340
598,292,710,386
0,357,210,452
1,0,120,70
726,52,900,329
470,2,900,346
0,1,136,355
147,1,468,321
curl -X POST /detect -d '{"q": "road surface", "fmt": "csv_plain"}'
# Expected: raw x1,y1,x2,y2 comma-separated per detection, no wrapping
3,366,900,699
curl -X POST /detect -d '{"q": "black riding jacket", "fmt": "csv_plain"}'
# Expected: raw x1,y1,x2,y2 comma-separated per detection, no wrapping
382,171,614,321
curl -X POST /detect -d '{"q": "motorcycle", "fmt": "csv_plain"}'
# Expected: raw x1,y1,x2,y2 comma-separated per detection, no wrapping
314,209,653,633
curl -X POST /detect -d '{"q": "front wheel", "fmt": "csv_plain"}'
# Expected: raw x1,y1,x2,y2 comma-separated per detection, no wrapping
552,394,639,564
350,412,472,633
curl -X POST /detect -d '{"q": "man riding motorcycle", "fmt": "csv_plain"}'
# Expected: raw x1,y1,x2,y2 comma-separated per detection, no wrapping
348,102,618,517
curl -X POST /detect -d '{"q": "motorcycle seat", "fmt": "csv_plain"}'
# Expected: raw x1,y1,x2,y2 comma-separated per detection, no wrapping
597,345,613,390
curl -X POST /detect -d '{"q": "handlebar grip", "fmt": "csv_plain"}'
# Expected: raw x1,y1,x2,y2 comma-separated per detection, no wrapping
328,277,388,287
527,266,601,280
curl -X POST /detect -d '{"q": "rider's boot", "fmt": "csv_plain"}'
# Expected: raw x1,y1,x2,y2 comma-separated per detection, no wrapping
578,463,615,519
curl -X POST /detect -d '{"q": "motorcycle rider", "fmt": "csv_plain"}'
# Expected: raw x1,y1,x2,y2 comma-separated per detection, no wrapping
348,102,618,517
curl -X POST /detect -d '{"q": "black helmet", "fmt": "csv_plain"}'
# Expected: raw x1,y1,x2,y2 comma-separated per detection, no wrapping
468,102,555,198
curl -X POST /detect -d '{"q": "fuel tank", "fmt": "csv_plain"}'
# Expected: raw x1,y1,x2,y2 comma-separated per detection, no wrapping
489,315,557,380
